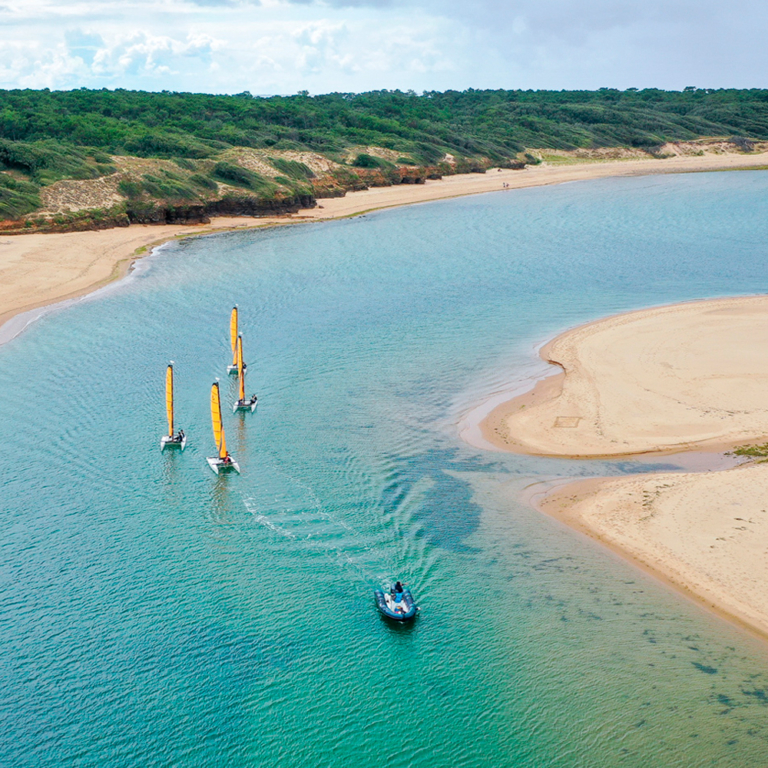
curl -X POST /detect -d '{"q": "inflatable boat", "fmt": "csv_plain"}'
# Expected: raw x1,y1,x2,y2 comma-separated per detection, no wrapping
374,582,418,621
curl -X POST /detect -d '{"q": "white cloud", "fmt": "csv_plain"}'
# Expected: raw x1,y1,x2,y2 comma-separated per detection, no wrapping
0,0,767,93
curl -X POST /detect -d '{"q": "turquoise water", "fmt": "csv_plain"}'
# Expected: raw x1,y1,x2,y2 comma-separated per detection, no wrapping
3,172,768,766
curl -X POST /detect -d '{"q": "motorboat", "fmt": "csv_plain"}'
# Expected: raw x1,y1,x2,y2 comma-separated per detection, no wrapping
374,582,418,621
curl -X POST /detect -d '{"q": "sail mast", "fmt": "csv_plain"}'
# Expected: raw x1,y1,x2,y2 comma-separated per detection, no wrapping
211,381,227,459
166,364,174,438
230,306,238,366
237,334,245,401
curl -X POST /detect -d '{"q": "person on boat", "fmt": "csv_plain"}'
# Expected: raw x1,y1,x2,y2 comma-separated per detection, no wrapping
394,581,404,594
178,429,185,441
223,455,232,466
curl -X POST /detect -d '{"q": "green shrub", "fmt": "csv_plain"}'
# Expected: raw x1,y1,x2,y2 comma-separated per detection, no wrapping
212,161,273,193
0,138,99,185
118,179,142,198
123,132,210,159
189,173,217,190
352,153,382,168
141,173,198,200
269,156,315,179
0,172,40,220
414,143,444,164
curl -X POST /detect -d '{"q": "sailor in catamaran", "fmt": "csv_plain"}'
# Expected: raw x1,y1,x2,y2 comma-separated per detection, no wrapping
161,363,187,451
233,334,258,412
207,380,241,474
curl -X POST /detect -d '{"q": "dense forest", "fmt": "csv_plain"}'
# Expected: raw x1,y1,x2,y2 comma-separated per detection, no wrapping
1,87,767,226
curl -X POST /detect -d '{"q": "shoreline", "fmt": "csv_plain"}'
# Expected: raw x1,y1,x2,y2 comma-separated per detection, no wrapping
3,150,768,343
531,467,768,644
465,293,768,642
476,295,768,458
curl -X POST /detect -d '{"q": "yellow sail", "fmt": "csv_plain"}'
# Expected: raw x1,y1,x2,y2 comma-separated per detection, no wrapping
211,381,227,459
237,334,245,401
230,306,238,366
165,364,174,438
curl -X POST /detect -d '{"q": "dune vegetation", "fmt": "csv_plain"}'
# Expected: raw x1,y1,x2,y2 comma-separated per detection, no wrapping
1,87,768,229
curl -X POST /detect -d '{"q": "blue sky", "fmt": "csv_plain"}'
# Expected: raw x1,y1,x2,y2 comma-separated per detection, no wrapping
0,0,766,94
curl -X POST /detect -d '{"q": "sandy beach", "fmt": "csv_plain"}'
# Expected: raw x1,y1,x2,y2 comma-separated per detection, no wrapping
475,293,768,638
3,149,768,339
481,295,768,457
538,463,768,639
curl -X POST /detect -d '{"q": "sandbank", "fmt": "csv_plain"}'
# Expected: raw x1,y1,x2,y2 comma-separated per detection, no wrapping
481,295,768,457
474,293,768,639
3,149,768,340
537,463,768,640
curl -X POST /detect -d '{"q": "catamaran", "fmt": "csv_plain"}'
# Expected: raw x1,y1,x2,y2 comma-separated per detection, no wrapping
233,334,258,413
160,363,186,451
207,381,240,474
226,306,245,375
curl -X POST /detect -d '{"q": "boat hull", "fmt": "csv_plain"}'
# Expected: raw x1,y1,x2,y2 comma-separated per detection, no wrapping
233,398,258,413
374,588,418,621
206,457,241,475
160,435,187,451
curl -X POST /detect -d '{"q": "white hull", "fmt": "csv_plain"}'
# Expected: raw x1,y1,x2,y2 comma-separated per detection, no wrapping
227,365,238,375
233,398,258,413
206,456,241,474
161,434,187,451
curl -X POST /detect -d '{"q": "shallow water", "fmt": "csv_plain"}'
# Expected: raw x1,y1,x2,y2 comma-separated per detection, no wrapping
3,172,768,766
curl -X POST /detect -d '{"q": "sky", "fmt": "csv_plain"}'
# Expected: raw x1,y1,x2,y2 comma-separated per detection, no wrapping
0,0,766,95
